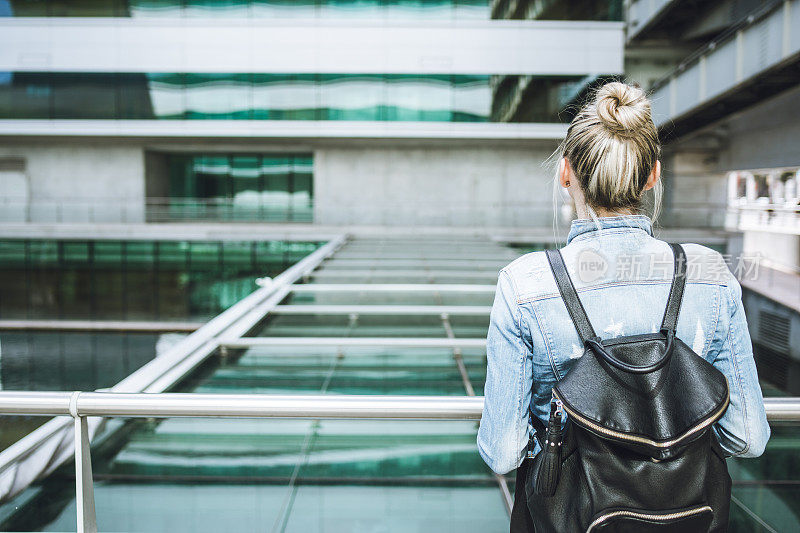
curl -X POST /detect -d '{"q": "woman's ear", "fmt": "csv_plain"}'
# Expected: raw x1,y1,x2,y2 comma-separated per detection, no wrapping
644,160,661,191
558,157,572,188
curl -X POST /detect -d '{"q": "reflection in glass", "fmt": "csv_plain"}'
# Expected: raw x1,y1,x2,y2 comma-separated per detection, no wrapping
454,75,491,122
147,73,184,119
0,0,624,20
252,74,317,120
162,153,313,222
2,0,126,16
4,0,492,19
320,74,383,121
384,0,453,20
0,72,511,122
252,0,317,18
0,331,160,391
0,239,321,321
184,73,251,119
385,74,454,121
0,73,50,118
129,0,186,17
184,0,251,17
51,73,116,119
492,0,622,21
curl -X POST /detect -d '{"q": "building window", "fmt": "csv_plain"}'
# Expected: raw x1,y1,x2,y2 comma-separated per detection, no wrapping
150,152,313,222
0,0,491,20
0,72,599,123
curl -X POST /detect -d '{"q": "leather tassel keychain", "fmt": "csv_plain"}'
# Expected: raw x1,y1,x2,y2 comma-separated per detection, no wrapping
534,395,563,496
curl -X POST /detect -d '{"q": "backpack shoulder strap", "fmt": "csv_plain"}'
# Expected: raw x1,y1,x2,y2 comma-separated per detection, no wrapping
661,243,687,333
545,249,597,343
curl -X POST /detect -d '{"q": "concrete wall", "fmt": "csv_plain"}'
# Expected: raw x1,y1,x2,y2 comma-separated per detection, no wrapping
660,150,728,228
313,144,559,227
0,140,562,228
0,143,145,223
718,84,800,171
743,231,800,270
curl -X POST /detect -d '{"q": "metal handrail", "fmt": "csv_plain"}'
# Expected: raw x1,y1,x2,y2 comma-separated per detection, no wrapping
1,392,796,532
1,391,796,420
0,392,484,419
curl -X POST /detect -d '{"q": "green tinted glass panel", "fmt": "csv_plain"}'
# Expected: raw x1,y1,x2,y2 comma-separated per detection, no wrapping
3,0,493,18
0,238,322,321
147,72,184,119
0,72,594,123
3,0,625,20
0,72,50,118
156,152,313,222
184,73,251,119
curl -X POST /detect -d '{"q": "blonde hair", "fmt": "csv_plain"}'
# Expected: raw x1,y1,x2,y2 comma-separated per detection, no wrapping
559,81,662,221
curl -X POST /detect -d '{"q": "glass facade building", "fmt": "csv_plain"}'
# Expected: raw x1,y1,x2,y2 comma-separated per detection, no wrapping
0,0,625,226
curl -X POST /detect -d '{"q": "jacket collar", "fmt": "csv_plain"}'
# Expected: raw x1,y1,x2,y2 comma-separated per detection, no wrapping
566,214,654,244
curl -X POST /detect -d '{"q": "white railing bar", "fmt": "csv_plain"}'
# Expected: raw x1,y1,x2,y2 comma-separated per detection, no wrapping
321,259,510,267
309,270,499,278
0,319,203,332
0,392,484,419
330,253,517,260
220,337,487,349
270,305,492,315
343,240,504,245
289,283,496,293
0,392,797,421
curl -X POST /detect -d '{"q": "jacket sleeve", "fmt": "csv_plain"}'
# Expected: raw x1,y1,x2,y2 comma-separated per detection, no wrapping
711,271,771,457
477,269,533,474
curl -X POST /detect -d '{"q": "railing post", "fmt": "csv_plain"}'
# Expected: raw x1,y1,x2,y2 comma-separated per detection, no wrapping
70,392,97,533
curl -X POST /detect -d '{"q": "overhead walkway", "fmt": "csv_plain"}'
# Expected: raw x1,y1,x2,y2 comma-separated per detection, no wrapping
0,234,798,532
626,0,709,42
650,0,800,140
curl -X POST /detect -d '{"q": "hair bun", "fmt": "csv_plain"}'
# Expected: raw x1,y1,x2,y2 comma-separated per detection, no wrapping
595,82,650,136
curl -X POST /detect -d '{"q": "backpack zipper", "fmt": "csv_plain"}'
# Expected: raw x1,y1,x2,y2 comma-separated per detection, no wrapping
586,505,713,532
552,389,730,449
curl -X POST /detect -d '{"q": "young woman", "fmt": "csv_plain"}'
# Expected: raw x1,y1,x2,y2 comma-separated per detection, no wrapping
477,81,770,530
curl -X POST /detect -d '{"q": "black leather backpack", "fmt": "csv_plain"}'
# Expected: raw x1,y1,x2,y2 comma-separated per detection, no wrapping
524,243,732,532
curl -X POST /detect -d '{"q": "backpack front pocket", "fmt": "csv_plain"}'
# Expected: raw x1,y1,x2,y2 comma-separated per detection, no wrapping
586,504,713,532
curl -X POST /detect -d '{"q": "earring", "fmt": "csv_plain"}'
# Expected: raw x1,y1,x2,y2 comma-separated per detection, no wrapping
565,181,570,187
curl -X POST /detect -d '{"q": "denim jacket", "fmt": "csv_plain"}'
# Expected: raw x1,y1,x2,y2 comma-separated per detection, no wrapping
477,214,771,475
